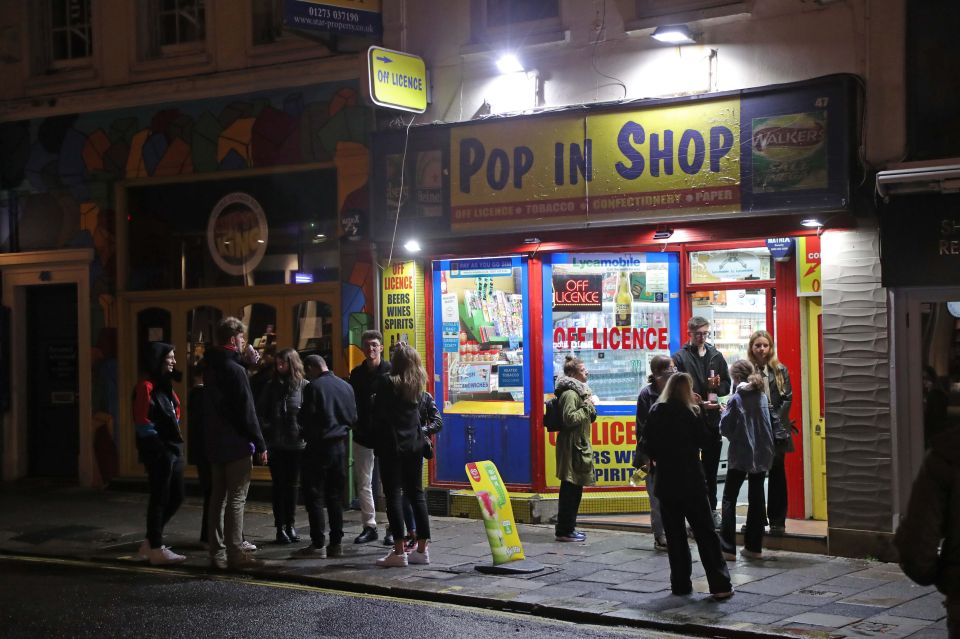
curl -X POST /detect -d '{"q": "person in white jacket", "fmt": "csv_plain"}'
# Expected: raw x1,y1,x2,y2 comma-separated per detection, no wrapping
718,360,775,561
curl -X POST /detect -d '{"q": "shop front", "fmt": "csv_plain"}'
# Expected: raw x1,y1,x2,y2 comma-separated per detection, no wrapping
372,75,861,524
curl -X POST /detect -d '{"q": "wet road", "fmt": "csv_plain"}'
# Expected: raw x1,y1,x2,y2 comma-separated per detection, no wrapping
0,555,686,639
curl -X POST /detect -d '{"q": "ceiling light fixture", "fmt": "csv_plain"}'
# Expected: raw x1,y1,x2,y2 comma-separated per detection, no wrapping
800,218,824,228
404,239,421,253
652,24,697,45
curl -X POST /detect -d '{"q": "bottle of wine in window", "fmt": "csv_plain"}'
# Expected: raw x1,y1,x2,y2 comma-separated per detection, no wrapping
615,271,632,327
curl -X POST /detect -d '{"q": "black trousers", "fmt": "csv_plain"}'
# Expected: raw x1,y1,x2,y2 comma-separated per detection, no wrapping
660,492,732,596
766,452,787,527
301,440,345,547
701,436,722,511
268,448,303,528
556,480,584,537
144,450,185,549
721,469,767,554
380,453,431,541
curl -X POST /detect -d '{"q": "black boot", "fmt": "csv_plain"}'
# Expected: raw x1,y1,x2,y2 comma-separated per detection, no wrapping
285,525,300,542
275,527,291,544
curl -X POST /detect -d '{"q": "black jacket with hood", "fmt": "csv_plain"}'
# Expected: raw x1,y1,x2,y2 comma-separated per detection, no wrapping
201,346,266,464
348,358,391,448
672,342,731,432
132,341,182,462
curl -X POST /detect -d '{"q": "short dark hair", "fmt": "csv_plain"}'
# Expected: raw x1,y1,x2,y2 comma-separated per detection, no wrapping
303,354,325,371
360,329,383,345
216,317,246,345
687,316,710,333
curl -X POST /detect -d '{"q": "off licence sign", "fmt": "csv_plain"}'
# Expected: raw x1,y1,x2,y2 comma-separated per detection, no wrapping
367,46,427,113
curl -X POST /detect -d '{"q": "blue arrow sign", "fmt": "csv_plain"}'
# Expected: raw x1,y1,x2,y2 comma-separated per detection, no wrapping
376,55,392,63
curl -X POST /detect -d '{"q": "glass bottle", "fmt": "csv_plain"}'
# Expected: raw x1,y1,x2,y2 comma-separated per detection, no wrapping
615,271,632,327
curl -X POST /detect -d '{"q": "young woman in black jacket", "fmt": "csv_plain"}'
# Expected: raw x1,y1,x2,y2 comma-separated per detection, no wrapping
373,343,434,567
257,348,308,545
643,372,732,600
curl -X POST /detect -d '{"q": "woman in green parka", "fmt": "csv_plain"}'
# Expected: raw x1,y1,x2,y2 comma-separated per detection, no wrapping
554,355,597,542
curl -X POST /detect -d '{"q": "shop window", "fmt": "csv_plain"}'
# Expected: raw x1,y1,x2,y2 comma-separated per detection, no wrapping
185,304,222,386
241,303,277,362
136,307,172,375
137,0,206,58
688,289,767,367
251,0,283,45
689,247,773,284
546,252,680,405
907,0,960,160
919,301,960,449
293,300,334,366
125,169,339,291
32,0,93,72
469,0,562,46
434,257,529,415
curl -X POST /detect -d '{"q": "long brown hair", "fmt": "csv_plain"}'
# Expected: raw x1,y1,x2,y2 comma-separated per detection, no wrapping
729,359,764,391
656,372,700,414
275,348,305,388
388,343,427,402
748,330,785,393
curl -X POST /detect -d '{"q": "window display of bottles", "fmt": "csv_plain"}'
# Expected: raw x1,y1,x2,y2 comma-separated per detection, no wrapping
691,289,767,366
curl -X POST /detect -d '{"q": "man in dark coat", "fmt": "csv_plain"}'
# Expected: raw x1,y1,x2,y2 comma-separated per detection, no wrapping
895,428,960,635
672,316,731,527
348,330,391,545
203,317,267,570
296,355,358,558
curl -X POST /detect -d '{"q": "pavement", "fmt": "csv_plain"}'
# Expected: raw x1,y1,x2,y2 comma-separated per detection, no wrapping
0,480,947,638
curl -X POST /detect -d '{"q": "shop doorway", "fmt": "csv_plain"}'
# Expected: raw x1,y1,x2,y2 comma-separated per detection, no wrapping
804,297,827,520
119,284,340,478
26,284,79,477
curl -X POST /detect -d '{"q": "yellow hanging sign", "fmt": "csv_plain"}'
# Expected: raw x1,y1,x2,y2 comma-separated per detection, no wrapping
367,46,427,113
465,460,525,565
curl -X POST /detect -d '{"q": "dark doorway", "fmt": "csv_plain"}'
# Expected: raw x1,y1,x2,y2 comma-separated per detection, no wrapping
26,284,79,477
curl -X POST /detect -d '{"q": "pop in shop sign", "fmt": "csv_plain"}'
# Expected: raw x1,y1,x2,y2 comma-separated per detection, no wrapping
207,192,268,276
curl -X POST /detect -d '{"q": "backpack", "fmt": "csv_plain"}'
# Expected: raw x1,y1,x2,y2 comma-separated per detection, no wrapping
543,390,568,432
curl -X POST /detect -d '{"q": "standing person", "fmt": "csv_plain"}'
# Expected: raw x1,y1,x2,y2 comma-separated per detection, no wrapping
748,330,794,535
203,317,268,570
634,355,677,551
642,373,733,600
401,384,443,551
133,342,187,565
258,348,308,545
719,360,775,561
372,343,434,567
186,361,211,545
895,428,960,637
296,355,357,558
554,355,597,543
349,330,391,546
673,316,731,527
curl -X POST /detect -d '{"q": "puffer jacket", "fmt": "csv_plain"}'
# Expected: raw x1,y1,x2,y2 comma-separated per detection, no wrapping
258,376,307,451
554,375,597,487
896,427,960,601
719,383,775,474
132,341,182,463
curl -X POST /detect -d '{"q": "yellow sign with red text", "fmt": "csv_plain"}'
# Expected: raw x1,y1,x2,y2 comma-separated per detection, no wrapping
543,411,640,488
451,99,741,230
797,235,822,296
381,260,418,350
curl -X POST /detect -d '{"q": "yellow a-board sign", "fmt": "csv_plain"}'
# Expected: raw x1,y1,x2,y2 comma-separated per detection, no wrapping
465,461,525,565
367,46,427,113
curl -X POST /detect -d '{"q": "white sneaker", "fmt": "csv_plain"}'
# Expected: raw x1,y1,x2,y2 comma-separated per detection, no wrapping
712,511,722,529
408,549,430,565
138,540,150,560
149,546,186,565
376,551,408,567
240,540,258,552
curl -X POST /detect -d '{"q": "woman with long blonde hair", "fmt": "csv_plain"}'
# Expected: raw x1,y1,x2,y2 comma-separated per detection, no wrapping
747,330,794,535
643,372,733,600
372,343,433,567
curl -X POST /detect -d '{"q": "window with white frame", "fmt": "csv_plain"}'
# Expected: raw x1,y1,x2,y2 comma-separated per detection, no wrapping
470,0,561,45
138,0,206,58
35,0,93,70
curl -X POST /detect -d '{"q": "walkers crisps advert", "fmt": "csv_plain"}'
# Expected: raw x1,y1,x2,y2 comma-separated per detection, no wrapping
451,99,741,230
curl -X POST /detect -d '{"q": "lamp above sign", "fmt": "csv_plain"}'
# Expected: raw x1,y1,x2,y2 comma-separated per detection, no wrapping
366,46,428,114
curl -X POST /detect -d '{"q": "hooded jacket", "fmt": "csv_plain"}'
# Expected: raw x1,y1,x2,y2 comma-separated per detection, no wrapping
719,382,775,474
132,342,182,461
201,346,266,464
554,375,597,487
896,428,960,601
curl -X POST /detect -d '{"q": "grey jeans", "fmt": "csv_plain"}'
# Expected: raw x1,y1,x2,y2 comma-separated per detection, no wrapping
208,456,252,560
646,468,665,539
